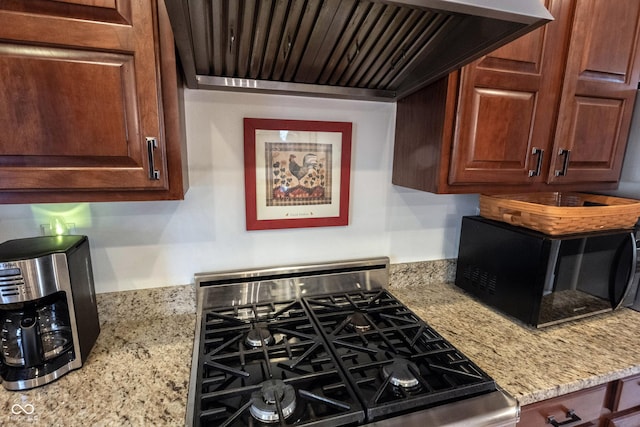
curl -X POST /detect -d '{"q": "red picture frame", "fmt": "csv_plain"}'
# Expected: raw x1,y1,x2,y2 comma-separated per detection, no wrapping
243,118,352,230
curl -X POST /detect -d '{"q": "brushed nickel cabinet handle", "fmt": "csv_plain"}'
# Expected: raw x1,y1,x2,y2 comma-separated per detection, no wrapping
547,409,581,426
529,147,544,177
555,148,571,176
146,137,160,181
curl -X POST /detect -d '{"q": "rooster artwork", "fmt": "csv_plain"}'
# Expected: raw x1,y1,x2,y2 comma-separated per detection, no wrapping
265,142,332,207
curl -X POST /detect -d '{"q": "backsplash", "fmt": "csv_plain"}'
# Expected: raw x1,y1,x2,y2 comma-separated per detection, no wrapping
95,258,456,322
389,259,456,289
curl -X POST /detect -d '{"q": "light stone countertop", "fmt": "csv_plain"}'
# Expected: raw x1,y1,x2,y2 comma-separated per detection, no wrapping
0,286,197,427
2,259,640,426
390,282,640,406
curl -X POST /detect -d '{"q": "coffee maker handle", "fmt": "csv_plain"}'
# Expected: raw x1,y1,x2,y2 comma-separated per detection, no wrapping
20,316,43,367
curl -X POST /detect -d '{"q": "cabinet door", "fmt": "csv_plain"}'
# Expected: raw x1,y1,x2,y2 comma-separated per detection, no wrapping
0,1,169,193
518,384,609,427
549,0,640,184
448,0,572,185
613,374,640,412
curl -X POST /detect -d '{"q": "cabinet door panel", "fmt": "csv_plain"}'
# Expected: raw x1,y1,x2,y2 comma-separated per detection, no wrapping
449,0,571,185
0,1,169,192
559,97,624,175
476,21,544,75
614,374,640,412
0,48,132,158
579,4,639,82
0,0,131,24
549,0,640,183
607,410,640,427
451,88,536,181
58,0,117,7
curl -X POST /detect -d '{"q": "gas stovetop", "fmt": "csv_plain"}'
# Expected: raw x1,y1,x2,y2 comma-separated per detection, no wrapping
188,258,518,427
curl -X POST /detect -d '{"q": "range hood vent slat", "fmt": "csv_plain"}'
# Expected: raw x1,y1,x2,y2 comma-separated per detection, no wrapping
375,12,449,89
324,2,386,86
336,4,400,87
237,0,256,78
316,0,374,85
166,0,553,101
352,8,426,88
296,0,352,83
210,0,224,76
271,0,306,81
260,0,289,80
282,0,322,82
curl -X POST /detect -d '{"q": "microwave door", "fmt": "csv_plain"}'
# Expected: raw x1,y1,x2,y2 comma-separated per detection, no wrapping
542,241,560,296
538,233,634,327
612,232,640,309
566,238,587,292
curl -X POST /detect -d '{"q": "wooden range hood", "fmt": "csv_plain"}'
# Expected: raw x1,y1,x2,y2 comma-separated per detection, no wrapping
165,0,553,101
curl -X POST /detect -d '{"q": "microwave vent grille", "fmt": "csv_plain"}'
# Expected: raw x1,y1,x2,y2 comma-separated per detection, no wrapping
0,273,25,299
463,264,497,295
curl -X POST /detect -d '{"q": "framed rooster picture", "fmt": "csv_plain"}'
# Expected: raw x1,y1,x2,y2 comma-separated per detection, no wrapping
243,118,352,230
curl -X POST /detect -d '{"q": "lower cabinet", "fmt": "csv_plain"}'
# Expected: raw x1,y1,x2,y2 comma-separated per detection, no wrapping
604,374,640,427
605,410,640,427
611,374,640,412
518,384,609,426
517,374,640,427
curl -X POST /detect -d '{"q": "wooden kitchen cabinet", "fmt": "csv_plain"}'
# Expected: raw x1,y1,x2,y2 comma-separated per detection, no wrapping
602,373,640,427
605,411,640,427
393,0,640,194
0,0,188,203
517,374,640,427
517,384,610,427
611,373,640,413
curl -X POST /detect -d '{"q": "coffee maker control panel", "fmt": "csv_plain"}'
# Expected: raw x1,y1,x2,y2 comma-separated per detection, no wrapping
0,266,25,302
0,255,70,305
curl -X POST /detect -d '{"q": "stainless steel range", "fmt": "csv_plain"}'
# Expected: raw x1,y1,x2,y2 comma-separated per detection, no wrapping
187,257,518,426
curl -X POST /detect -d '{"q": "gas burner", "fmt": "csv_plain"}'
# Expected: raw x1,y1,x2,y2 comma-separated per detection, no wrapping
382,358,421,389
250,379,297,423
245,323,274,348
346,311,371,332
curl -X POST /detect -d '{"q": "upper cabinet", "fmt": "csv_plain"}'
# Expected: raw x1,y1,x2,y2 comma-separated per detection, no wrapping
0,0,188,203
393,0,640,194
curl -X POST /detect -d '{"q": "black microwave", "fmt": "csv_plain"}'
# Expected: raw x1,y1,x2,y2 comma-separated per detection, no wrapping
455,216,640,328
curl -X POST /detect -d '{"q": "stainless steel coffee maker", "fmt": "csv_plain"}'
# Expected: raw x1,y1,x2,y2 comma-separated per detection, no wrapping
0,235,100,390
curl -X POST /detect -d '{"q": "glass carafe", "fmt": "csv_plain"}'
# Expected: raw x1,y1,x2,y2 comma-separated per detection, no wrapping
0,293,73,368
0,310,26,367
37,297,73,361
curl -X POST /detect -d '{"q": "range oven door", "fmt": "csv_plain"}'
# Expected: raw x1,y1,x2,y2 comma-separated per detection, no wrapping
537,231,639,327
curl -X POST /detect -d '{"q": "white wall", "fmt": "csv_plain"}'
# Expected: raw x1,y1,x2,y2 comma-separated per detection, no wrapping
608,92,640,199
0,90,479,293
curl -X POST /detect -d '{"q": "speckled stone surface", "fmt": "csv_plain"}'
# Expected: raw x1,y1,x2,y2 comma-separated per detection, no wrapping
3,259,640,425
390,259,456,288
389,280,640,406
0,285,196,427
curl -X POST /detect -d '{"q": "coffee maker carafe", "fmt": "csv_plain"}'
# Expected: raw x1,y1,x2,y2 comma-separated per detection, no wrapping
0,235,100,390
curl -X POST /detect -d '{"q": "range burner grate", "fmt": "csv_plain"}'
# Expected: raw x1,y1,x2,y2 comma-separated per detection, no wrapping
303,290,497,421
194,299,365,427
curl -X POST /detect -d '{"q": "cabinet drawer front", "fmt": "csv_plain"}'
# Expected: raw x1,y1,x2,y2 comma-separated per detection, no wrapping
518,385,608,427
615,374,640,412
607,409,640,427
